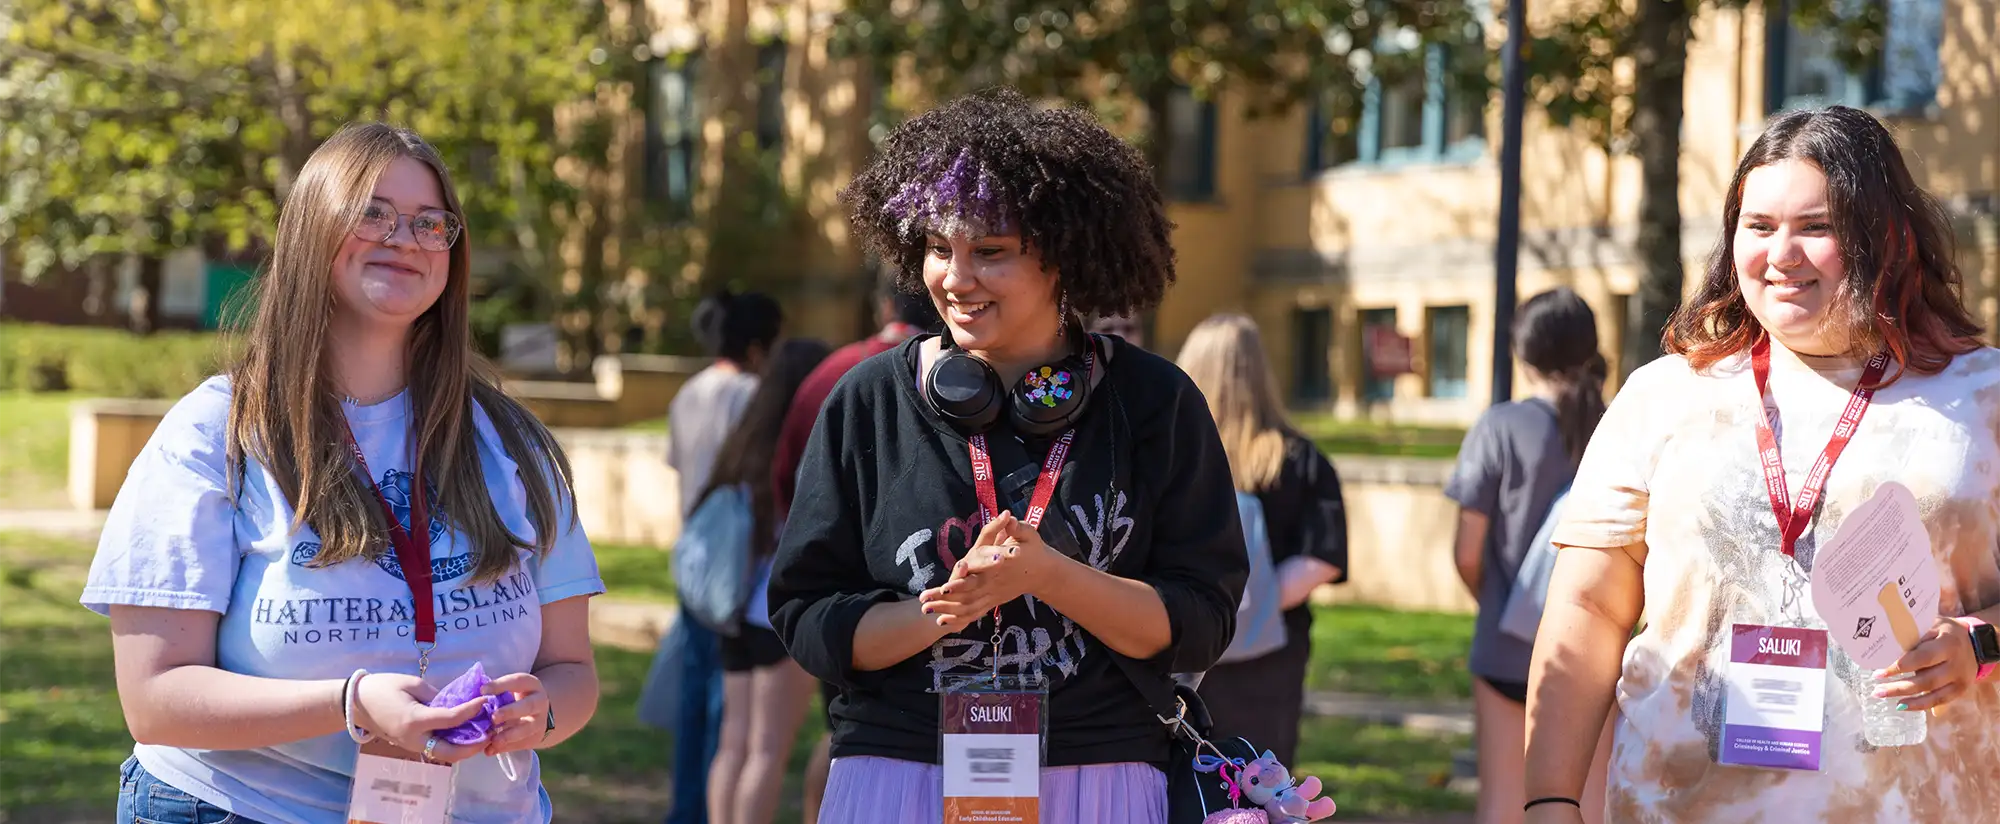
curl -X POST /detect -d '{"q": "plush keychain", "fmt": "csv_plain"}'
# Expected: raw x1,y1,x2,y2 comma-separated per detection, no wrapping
1196,749,1338,824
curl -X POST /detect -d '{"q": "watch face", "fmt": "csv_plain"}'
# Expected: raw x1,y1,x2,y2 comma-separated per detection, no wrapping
1973,623,2000,664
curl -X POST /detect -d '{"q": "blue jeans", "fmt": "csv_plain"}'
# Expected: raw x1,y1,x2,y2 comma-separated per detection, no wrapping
666,607,724,824
118,755,259,824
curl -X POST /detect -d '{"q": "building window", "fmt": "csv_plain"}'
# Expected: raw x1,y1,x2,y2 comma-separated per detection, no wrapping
755,42,787,155
1293,306,1334,404
1425,305,1471,399
1306,38,1487,173
1359,307,1400,402
1164,87,1218,201
646,54,702,216
1766,0,1941,114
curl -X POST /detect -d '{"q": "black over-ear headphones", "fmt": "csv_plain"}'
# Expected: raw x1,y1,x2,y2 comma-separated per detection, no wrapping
924,324,1097,438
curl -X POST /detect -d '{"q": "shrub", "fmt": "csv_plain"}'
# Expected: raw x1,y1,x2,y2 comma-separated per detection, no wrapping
0,323,230,399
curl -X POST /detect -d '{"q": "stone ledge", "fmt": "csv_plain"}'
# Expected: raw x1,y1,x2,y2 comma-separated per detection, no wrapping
1330,455,1454,487
68,397,178,418
553,428,668,449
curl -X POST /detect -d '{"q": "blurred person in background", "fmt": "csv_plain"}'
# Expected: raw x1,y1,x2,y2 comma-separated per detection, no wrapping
665,289,782,824
84,122,602,824
1445,287,1613,824
1177,312,1348,766
769,275,939,824
1526,107,2000,823
1089,312,1145,349
699,338,833,824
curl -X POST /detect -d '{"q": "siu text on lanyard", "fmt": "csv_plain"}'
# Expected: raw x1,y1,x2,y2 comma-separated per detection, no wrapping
939,427,1074,824
1749,338,1890,559
338,422,456,824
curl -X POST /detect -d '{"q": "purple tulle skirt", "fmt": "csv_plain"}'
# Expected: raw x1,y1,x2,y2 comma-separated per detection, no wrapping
816,755,1167,824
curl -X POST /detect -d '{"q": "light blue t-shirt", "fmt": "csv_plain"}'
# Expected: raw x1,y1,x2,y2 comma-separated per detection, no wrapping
81,376,605,824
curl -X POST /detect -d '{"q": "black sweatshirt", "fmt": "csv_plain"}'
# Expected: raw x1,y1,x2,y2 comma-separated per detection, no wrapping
767,334,1248,767
1258,433,1350,640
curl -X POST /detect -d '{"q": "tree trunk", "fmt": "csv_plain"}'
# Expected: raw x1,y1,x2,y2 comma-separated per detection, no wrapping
272,47,314,201
129,254,163,335
696,0,756,293
1141,82,1176,196
1621,0,1692,380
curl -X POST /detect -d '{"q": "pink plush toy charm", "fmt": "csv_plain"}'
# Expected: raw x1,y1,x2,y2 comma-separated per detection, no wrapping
1238,750,1337,823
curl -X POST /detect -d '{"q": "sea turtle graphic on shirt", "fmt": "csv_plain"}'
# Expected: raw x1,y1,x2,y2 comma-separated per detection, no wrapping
288,469,474,583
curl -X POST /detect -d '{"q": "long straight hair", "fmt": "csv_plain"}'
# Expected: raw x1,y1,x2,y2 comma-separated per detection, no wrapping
1176,314,1297,494
225,123,576,584
699,338,832,558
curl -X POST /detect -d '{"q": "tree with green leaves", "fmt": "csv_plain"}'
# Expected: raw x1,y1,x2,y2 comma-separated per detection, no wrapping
828,0,1488,186
0,0,626,340
1528,0,1889,378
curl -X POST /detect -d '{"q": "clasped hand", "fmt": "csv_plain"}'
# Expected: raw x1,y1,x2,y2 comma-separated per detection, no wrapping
352,671,551,763
918,511,1057,632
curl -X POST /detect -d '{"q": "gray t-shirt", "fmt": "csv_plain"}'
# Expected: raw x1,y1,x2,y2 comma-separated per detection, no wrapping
1443,398,1572,684
667,364,760,517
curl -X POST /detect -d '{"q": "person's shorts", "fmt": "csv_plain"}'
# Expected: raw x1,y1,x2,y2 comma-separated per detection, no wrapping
1481,675,1529,705
719,624,788,672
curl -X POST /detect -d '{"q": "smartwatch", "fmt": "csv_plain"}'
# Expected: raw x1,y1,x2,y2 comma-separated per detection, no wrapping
1956,616,2000,681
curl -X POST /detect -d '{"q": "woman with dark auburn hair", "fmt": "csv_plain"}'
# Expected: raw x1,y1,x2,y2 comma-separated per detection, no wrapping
1523,106,2000,823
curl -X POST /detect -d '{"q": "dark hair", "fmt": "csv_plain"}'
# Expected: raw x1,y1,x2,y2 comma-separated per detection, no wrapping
879,275,942,330
838,86,1177,320
692,290,784,362
701,337,833,558
1515,288,1607,467
1665,105,1981,384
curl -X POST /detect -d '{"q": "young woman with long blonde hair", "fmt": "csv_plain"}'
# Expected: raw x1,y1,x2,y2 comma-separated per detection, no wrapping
1176,313,1348,765
84,122,604,824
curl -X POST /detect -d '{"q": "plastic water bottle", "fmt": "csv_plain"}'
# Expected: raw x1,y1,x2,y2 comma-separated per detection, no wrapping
1861,673,1927,747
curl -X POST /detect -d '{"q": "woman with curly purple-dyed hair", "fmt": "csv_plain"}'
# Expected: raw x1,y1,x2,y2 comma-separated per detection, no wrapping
765,87,1248,823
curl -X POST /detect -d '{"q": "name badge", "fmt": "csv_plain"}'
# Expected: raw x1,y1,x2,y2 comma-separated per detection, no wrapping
1719,624,1829,771
348,739,453,824
941,674,1046,824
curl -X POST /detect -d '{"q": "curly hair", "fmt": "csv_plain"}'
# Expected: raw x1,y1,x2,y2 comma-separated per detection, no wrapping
838,87,1177,319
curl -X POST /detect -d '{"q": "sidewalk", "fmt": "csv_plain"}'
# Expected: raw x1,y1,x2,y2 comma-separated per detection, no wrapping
0,508,106,541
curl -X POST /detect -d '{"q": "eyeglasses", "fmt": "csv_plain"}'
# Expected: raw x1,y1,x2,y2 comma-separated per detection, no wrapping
353,199,462,252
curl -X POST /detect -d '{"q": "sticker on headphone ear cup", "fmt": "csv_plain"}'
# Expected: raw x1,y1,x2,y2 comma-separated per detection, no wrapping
1022,367,1075,408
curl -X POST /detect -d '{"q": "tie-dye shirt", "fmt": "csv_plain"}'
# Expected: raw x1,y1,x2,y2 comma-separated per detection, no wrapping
1553,346,2000,822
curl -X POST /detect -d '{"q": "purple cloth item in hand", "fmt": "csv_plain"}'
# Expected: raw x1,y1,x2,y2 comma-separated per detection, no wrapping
427,662,519,746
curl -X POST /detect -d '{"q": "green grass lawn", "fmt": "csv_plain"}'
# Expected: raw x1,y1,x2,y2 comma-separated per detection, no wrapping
1305,604,1475,701
0,534,1471,822
0,392,76,509
1294,413,1465,460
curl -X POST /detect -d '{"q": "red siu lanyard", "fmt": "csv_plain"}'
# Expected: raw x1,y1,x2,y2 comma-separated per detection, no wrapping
339,423,438,676
966,427,1073,677
1750,338,1889,558
967,429,1074,532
